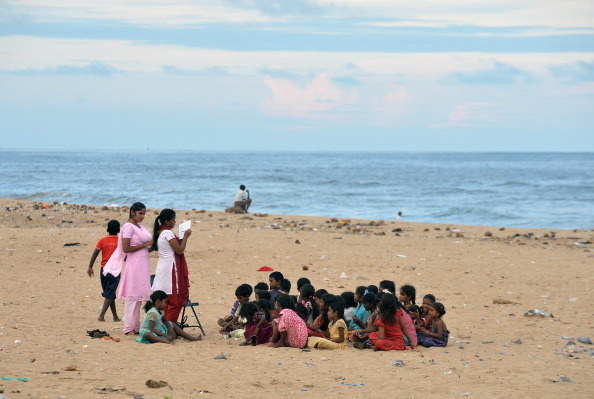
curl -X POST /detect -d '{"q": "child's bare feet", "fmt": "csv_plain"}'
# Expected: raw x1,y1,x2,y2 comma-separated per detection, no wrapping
125,331,135,336
113,316,121,322
97,316,105,322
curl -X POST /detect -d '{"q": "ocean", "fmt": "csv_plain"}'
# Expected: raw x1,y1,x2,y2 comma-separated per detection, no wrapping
1,150,593,230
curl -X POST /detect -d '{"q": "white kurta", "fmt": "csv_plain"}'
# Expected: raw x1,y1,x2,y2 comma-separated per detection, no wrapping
151,230,176,294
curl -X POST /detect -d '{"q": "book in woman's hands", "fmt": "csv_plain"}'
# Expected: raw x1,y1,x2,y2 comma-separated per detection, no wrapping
179,220,191,239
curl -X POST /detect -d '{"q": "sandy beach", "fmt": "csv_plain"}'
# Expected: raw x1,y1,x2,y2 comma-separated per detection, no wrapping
0,198,592,399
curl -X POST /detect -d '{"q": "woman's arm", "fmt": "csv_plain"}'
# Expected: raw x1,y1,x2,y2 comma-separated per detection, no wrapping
168,229,192,255
377,325,385,340
425,319,443,339
122,237,152,253
332,326,346,343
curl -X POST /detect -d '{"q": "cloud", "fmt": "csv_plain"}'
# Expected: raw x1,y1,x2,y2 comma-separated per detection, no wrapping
262,73,358,119
452,61,529,84
224,0,326,16
430,103,495,128
6,61,121,76
549,60,594,82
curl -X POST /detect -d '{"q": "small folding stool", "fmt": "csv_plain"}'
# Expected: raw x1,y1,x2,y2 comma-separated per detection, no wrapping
179,299,206,335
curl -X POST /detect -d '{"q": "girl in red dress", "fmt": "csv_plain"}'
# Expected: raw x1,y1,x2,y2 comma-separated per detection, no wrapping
368,294,408,351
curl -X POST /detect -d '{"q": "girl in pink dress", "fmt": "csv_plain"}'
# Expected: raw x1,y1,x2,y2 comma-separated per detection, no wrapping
265,294,308,348
103,202,153,334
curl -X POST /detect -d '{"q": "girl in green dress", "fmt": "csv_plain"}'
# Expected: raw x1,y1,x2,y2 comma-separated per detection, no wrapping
137,290,201,344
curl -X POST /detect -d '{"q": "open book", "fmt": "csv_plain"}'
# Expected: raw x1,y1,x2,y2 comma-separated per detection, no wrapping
179,220,191,239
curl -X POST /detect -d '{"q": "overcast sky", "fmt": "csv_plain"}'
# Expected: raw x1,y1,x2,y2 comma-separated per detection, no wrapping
1,0,593,151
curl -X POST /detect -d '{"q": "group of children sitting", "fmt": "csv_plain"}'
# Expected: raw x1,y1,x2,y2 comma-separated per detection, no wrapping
216,271,449,351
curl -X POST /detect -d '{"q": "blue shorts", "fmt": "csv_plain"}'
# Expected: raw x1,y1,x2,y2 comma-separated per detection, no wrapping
100,272,120,300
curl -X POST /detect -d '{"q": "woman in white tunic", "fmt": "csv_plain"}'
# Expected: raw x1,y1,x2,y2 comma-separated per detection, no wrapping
151,209,192,322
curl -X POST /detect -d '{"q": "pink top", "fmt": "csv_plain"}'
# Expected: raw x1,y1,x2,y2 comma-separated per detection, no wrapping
278,309,308,348
116,223,152,302
401,310,418,347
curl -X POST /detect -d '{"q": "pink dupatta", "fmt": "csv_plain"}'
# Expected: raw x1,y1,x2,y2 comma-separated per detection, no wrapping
102,233,126,277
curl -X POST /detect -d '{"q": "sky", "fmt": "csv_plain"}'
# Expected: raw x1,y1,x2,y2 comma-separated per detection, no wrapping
0,0,593,151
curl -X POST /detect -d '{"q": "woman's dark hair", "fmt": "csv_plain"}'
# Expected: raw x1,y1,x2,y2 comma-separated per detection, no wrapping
275,294,293,310
362,292,376,304
295,302,308,322
340,291,356,309
314,289,328,299
376,291,385,303
400,284,416,304
321,294,337,308
238,301,259,321
408,304,422,315
144,290,168,312
329,302,345,319
107,220,120,235
254,282,269,291
366,285,379,295
235,284,253,297
379,280,396,294
269,271,284,283
256,290,271,301
319,294,338,330
430,302,446,317
355,286,367,298
300,284,320,320
423,294,436,303
400,284,417,305
256,299,272,320
296,277,311,291
379,293,400,325
129,202,146,218
152,208,176,251
281,278,291,293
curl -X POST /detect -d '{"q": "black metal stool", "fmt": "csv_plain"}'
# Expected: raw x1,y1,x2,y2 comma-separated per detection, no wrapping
179,299,206,335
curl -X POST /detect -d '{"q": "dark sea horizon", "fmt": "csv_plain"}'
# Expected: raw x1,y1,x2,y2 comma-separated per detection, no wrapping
1,150,593,230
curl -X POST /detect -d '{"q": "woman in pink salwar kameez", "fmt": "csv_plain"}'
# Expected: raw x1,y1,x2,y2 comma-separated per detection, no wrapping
103,202,153,334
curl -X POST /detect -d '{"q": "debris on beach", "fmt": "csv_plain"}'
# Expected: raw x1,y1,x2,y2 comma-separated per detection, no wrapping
213,354,227,360
392,359,405,367
524,309,547,317
145,379,170,388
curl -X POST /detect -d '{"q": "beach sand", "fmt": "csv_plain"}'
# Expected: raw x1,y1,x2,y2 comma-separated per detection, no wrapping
0,199,592,398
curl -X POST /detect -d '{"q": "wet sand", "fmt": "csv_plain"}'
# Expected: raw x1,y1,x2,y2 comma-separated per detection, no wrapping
0,199,592,398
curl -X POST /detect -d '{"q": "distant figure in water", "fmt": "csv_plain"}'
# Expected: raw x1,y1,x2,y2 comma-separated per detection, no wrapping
234,185,252,213
396,211,403,221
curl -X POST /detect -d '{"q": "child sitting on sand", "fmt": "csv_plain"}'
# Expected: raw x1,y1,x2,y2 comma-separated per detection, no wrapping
379,280,396,295
219,284,252,333
349,287,371,331
266,294,308,348
86,220,121,322
239,301,273,346
268,272,287,308
399,284,416,310
358,294,408,351
299,284,319,324
348,292,378,342
417,302,449,347
254,282,268,296
308,294,337,337
137,290,201,344
419,294,436,324
307,302,347,349
341,291,357,323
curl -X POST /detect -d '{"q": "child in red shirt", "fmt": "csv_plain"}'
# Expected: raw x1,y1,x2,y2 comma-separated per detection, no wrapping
87,220,121,322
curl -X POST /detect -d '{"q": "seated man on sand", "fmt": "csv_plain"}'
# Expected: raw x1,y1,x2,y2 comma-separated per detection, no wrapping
234,185,252,213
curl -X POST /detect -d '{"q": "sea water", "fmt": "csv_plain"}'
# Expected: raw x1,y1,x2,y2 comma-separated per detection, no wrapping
1,150,592,230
